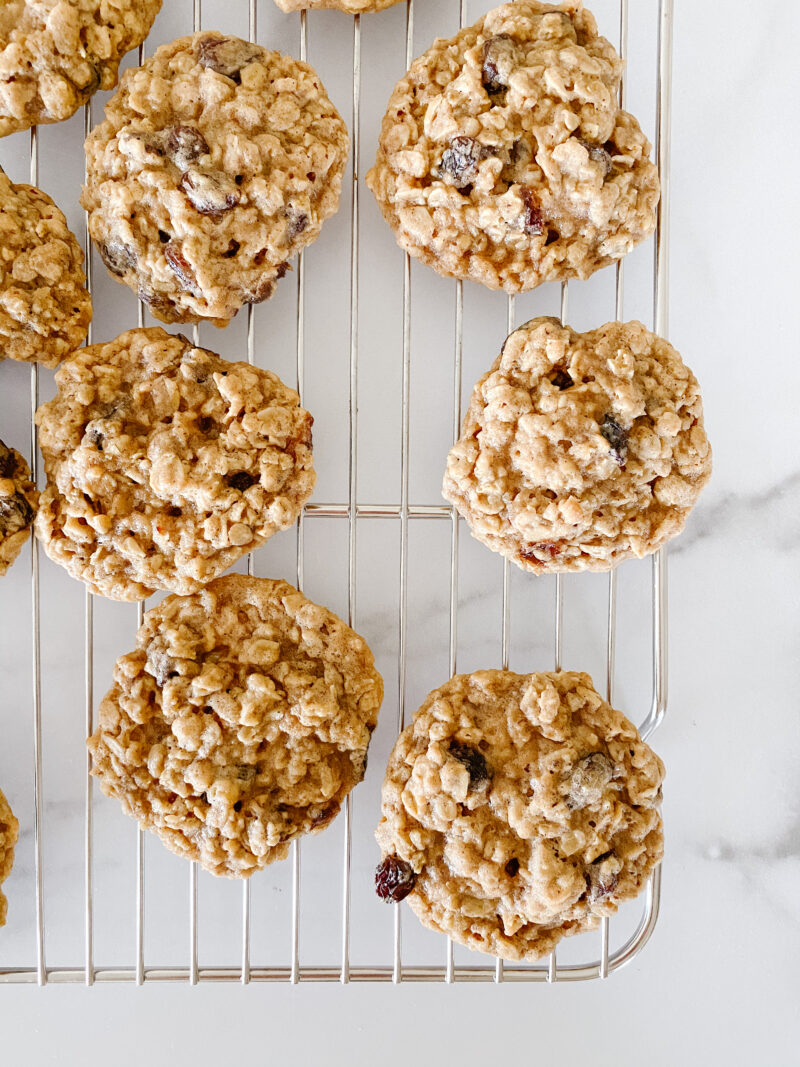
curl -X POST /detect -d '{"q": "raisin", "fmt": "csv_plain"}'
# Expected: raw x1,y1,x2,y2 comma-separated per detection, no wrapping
481,34,516,93
138,287,175,314
439,136,491,189
519,186,544,235
275,261,289,280
449,739,491,789
233,801,243,813
569,752,614,808
586,852,619,901
165,125,210,170
222,239,240,258
197,415,214,432
0,442,17,479
549,367,573,390
310,802,339,830
98,238,136,277
505,858,520,878
576,137,613,178
166,506,182,518
286,209,308,240
0,493,33,536
180,168,240,215
246,277,274,305
197,36,262,82
226,471,258,491
164,242,200,295
600,414,628,465
306,171,316,182
375,855,417,902
146,650,179,687
521,542,561,563
158,229,171,243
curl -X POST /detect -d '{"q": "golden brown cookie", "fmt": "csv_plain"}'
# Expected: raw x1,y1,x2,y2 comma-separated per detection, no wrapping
83,32,349,325
367,1,659,292
88,575,384,877
0,438,37,577
0,0,162,137
0,167,91,367
443,318,711,572
35,327,315,600
375,670,664,961
0,786,19,928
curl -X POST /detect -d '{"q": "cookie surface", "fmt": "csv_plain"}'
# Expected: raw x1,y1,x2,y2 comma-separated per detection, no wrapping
35,327,315,600
0,438,37,577
375,670,664,961
367,1,658,292
0,0,161,137
0,168,91,367
444,318,711,573
0,786,19,928
83,32,349,325
88,575,384,877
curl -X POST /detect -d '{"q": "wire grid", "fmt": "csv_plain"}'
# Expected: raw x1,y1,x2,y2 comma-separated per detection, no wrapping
0,0,674,985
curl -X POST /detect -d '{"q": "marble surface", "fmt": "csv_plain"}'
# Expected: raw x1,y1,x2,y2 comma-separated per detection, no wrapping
1,0,798,1062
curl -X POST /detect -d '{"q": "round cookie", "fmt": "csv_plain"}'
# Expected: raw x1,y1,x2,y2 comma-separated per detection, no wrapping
0,786,19,928
0,0,162,137
366,1,659,292
88,575,384,877
35,327,315,601
0,167,91,367
0,438,37,577
443,318,712,573
375,670,664,961
82,32,349,325
273,0,401,12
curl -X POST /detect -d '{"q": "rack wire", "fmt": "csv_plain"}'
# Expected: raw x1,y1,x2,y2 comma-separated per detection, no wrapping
0,0,673,985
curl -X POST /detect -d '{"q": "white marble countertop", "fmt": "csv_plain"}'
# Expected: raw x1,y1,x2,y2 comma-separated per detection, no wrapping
1,0,798,1062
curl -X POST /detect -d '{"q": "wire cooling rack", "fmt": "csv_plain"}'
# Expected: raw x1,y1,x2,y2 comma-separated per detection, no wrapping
0,0,674,984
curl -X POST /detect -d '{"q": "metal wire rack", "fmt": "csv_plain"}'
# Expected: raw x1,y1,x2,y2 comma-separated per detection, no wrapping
0,0,674,984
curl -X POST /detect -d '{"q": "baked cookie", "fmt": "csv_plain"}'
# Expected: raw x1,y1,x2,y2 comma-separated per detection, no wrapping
35,327,315,601
0,438,37,577
273,0,400,13
0,167,91,367
375,670,664,961
367,1,659,292
443,318,711,573
88,575,384,877
0,786,19,928
83,33,349,325
0,0,162,137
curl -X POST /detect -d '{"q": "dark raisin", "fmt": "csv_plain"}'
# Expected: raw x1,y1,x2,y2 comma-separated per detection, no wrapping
197,36,261,82
600,414,628,465
521,542,561,563
505,858,520,878
164,242,200,295
0,442,17,479
180,168,240,215
448,739,491,789
98,239,136,277
569,752,614,808
138,287,175,314
481,34,515,93
306,171,316,182
146,650,179,687
310,802,339,830
586,852,619,901
233,801,243,812
222,239,240,258
165,125,210,169
166,506,182,518
247,277,274,304
158,229,171,243
519,186,544,235
549,367,573,390
275,261,289,280
0,493,33,536
545,228,560,246
226,471,258,491
576,137,613,178
197,415,214,432
286,209,308,240
375,855,417,902
439,136,491,189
